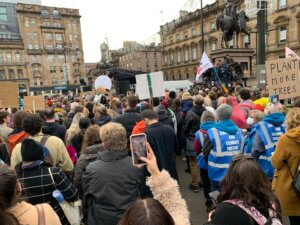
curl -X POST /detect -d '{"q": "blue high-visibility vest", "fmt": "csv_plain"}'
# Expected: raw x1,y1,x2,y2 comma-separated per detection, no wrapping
256,121,285,177
207,128,245,183
243,124,259,156
195,130,207,170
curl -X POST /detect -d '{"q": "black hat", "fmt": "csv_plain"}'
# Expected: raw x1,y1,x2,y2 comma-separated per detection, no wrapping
155,104,166,115
21,139,44,162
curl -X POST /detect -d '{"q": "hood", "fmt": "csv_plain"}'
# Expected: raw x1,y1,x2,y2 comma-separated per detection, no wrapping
191,105,206,116
85,143,104,155
132,120,147,135
96,115,112,127
181,99,193,113
215,119,238,135
42,122,58,133
200,121,216,131
158,114,170,123
264,113,285,126
285,127,300,143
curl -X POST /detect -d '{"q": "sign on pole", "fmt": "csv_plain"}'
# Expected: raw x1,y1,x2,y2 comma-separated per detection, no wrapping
266,57,300,100
135,72,165,100
0,82,19,108
24,96,45,112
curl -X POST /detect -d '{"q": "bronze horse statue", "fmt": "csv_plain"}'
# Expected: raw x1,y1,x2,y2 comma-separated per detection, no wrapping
216,10,250,48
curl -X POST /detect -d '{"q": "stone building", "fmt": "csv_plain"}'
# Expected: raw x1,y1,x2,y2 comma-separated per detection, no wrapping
119,43,162,73
0,2,29,94
17,3,85,93
160,0,300,82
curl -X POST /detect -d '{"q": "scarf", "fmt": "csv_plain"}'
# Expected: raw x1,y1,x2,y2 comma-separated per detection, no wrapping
215,119,238,135
200,121,216,131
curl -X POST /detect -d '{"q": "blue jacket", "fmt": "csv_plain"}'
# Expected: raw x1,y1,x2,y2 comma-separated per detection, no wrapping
207,124,244,183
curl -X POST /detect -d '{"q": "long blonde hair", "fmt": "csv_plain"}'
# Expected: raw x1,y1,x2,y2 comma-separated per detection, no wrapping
285,108,300,131
66,112,85,144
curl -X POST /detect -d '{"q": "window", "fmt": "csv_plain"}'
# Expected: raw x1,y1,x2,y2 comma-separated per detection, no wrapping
8,69,15,79
48,55,55,62
51,79,57,85
243,35,250,48
25,19,30,27
279,27,287,43
33,32,38,39
0,7,7,21
170,52,174,63
34,44,39,49
58,55,65,62
31,19,36,27
185,48,189,61
192,47,197,60
155,62,158,68
164,54,168,64
192,28,196,36
45,33,52,40
6,53,12,63
50,66,56,73
176,34,180,41
43,21,51,26
54,22,61,27
278,0,286,9
169,36,173,43
72,22,77,28
56,44,63,49
211,22,216,31
56,34,63,41
154,52,157,58
74,34,79,41
28,44,33,49
68,23,72,29
52,10,59,15
17,69,23,79
0,70,5,80
15,53,21,63
69,34,73,41
46,44,53,50
211,41,217,51
177,49,181,63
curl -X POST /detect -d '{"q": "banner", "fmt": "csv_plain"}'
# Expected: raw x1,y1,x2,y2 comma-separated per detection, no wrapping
135,72,165,100
195,51,214,82
0,82,19,108
266,57,300,100
24,96,45,112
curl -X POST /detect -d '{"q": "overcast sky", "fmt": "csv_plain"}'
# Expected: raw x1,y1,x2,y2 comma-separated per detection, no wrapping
42,0,214,63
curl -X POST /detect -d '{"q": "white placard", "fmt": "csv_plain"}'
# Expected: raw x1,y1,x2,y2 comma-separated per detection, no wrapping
151,72,165,98
94,75,112,90
135,74,150,100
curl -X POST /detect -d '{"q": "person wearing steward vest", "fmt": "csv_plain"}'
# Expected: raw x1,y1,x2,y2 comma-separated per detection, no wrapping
251,102,285,179
202,104,245,192
194,110,216,209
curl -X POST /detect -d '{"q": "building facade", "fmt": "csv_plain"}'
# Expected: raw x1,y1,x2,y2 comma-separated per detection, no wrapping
160,0,300,82
17,3,85,93
0,2,29,94
119,44,162,73
0,0,41,4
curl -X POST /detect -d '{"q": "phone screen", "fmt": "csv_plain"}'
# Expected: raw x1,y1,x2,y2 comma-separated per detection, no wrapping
130,134,147,166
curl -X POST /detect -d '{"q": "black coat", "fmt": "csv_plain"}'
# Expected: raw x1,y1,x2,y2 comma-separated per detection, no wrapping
113,108,142,140
42,122,66,141
96,115,112,127
63,112,75,129
157,113,174,128
0,144,10,164
82,150,142,225
143,122,178,196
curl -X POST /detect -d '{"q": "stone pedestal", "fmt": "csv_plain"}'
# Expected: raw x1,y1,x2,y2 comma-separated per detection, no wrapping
210,48,255,78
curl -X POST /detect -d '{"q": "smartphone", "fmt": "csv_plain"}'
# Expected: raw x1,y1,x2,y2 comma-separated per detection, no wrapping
130,133,148,166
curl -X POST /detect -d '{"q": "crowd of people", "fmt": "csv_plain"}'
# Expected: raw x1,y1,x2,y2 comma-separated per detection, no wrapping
0,84,299,225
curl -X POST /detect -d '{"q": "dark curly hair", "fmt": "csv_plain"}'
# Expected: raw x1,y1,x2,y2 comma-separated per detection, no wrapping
12,111,28,130
23,114,43,136
0,111,8,124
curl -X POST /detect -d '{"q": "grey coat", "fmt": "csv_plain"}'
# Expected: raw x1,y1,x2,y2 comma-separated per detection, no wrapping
82,150,142,225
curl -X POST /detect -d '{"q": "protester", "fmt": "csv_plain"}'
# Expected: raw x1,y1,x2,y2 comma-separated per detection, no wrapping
63,104,84,129
0,111,13,141
85,102,95,122
82,122,142,225
206,155,282,225
184,95,206,193
11,114,73,172
238,88,253,118
42,108,66,141
155,104,174,128
15,139,78,225
114,94,142,140
0,136,10,164
253,90,269,108
94,105,112,126
272,108,300,225
168,90,177,107
194,111,216,208
119,145,190,225
226,96,247,129
0,166,62,225
71,117,91,156
203,104,245,191
9,110,27,135
142,109,178,196
251,102,285,179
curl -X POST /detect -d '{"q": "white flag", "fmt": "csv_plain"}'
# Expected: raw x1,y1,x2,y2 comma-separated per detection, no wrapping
285,47,300,60
195,51,214,82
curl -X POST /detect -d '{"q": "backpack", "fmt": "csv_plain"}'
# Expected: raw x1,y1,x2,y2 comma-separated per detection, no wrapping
225,200,282,225
286,160,300,197
7,131,29,155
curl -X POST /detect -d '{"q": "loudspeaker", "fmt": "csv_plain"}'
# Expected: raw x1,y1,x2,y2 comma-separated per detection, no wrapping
115,80,130,95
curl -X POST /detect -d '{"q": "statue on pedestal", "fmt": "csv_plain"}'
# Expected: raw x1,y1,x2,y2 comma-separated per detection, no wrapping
216,0,249,48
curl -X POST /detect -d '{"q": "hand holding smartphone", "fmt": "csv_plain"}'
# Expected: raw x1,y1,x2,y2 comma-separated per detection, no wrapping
130,133,148,167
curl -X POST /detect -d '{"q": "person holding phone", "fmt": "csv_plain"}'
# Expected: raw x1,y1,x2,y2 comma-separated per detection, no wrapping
119,144,190,225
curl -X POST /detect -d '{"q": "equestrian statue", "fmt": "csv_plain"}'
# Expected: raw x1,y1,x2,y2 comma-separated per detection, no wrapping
216,0,249,48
